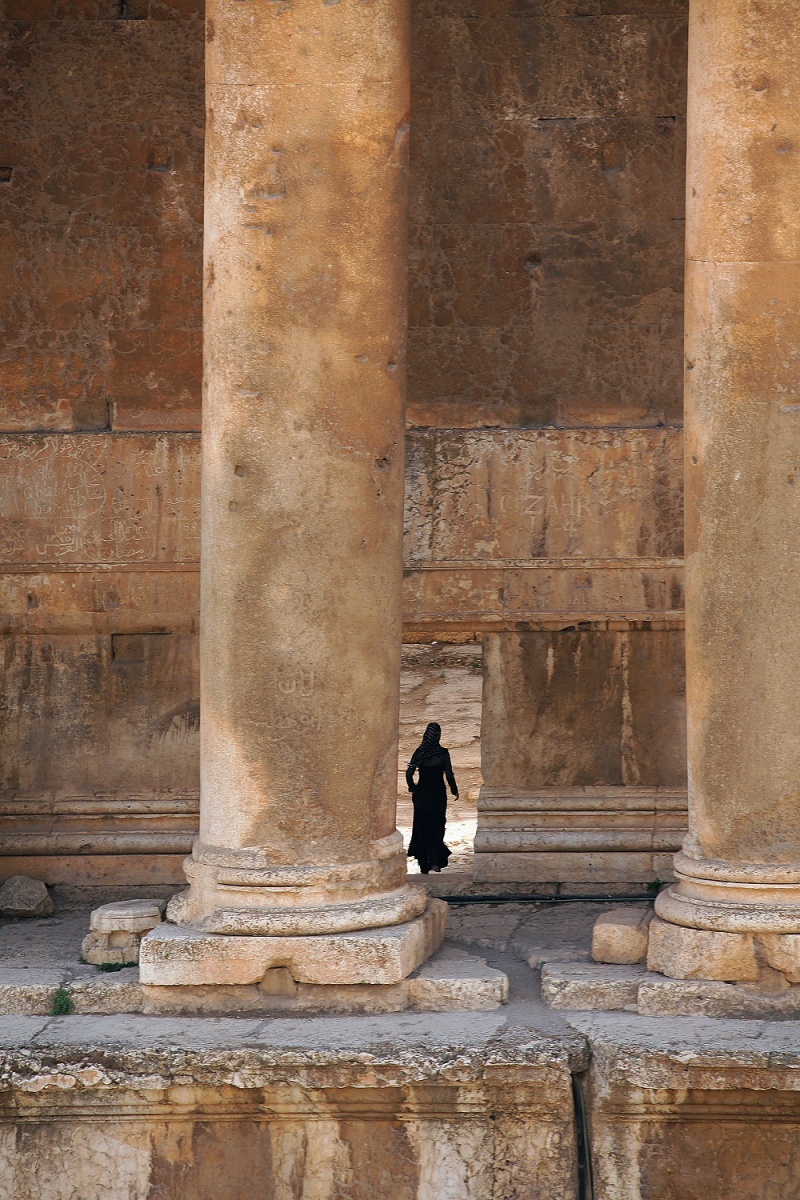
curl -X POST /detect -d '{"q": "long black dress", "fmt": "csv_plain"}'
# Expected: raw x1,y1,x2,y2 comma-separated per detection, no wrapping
406,747,458,873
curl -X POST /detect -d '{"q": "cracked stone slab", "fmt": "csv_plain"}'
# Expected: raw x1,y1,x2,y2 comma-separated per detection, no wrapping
442,903,529,952
406,945,509,1010
540,960,800,1018
541,962,646,1012
509,902,598,967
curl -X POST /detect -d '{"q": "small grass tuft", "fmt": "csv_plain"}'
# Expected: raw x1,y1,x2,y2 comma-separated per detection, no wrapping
51,986,74,1016
98,961,136,973
646,877,663,894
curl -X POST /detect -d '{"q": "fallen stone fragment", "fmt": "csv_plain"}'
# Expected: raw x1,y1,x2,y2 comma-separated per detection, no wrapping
0,875,54,918
82,898,166,966
591,905,654,965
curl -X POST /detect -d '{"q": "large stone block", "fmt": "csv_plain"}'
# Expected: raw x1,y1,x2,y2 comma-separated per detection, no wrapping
481,631,686,790
408,0,687,428
572,1010,800,1200
646,916,760,982
0,1018,581,1200
0,434,200,567
474,628,687,884
0,875,53,918
0,633,199,795
140,900,448,988
592,905,654,965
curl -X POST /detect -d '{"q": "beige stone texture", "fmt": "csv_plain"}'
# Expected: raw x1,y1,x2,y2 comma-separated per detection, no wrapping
646,916,759,982
90,899,166,935
404,427,684,640
81,931,141,968
635,977,800,1020
651,0,800,978
572,1011,800,1200
0,1021,580,1200
592,905,654,965
141,899,447,989
758,933,800,984
405,946,508,1011
408,4,687,429
541,959,800,1020
81,900,167,968
541,963,645,1013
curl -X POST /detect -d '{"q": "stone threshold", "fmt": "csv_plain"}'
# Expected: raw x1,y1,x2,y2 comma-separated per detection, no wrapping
0,943,508,1017
543,961,800,1018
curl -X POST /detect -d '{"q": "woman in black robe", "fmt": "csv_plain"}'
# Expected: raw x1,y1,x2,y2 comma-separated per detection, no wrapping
405,722,458,874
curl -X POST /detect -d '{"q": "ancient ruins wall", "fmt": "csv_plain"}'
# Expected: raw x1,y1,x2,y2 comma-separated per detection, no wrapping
0,0,689,888
407,0,688,430
0,3,205,887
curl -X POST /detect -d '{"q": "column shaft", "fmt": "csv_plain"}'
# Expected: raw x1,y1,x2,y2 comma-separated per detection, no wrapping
169,0,425,937
653,0,800,974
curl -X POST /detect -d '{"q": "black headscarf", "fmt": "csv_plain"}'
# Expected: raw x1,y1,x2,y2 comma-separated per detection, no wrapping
411,722,442,767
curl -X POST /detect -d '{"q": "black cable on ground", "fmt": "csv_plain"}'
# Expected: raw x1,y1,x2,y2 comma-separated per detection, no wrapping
441,892,657,905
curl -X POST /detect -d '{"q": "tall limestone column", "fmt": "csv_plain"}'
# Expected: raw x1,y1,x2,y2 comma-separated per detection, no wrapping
649,0,800,982
142,0,445,989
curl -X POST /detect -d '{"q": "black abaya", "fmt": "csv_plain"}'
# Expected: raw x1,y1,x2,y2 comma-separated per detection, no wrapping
406,747,458,873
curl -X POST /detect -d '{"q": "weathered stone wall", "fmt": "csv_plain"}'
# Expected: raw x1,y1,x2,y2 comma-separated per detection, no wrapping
0,0,689,886
0,1034,580,1200
0,3,205,886
407,0,688,429
0,1,205,433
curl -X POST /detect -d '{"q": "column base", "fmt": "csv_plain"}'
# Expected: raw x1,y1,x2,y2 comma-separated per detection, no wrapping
639,850,800,982
646,915,800,983
140,898,447,989
167,833,427,935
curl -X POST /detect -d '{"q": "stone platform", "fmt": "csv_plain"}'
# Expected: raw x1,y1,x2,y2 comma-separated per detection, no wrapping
0,907,507,1017
6,900,800,1198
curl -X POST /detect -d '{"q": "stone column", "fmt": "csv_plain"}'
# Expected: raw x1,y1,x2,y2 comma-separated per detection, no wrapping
650,0,800,981
144,0,444,986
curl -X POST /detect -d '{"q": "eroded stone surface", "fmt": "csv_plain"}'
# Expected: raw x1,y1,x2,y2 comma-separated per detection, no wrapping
140,901,447,989
647,916,759,982
542,962,646,1013
0,876,53,918
509,903,598,969
593,905,655,965
90,900,166,935
570,1011,800,1200
0,1007,582,1200
406,946,508,1010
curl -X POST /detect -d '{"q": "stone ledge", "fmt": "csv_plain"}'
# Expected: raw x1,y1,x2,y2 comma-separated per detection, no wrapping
0,943,509,1017
405,946,509,1011
542,962,646,1012
542,961,800,1018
